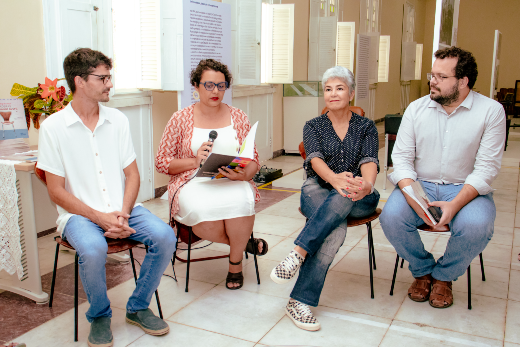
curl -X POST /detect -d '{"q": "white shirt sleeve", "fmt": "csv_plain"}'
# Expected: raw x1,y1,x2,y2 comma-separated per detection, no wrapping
36,122,65,177
464,104,506,195
387,107,417,186
119,115,137,169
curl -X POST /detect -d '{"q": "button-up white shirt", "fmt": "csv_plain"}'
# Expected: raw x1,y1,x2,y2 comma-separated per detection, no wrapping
388,91,506,195
37,102,137,234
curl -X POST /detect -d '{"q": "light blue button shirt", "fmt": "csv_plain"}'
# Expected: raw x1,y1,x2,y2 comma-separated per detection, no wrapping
388,91,506,195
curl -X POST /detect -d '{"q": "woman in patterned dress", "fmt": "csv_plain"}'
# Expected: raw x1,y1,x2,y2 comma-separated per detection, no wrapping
155,59,268,290
270,66,380,330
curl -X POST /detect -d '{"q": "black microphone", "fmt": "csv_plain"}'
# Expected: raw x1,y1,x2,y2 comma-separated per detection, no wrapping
200,130,218,167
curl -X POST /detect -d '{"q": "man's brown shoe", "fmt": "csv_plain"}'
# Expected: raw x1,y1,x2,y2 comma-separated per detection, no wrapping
429,279,453,308
407,274,432,302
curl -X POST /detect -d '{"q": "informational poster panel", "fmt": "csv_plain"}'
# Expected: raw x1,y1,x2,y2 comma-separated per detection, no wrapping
0,99,28,140
178,0,232,109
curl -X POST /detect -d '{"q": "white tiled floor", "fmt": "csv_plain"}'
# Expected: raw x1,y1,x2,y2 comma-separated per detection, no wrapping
12,124,520,346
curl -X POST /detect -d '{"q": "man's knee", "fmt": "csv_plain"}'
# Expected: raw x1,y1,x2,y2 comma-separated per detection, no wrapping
80,242,108,265
152,223,177,252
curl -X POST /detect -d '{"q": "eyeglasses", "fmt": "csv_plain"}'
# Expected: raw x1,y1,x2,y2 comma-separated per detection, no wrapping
427,73,456,82
201,81,229,91
86,74,112,84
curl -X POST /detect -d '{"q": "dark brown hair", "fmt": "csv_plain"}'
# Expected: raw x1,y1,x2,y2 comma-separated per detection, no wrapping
190,59,232,88
63,48,113,94
434,46,478,89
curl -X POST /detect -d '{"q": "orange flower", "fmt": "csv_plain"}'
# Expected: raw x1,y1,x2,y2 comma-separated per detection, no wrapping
40,77,59,101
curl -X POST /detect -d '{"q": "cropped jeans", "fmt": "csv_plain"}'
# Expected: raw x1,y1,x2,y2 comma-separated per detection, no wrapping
291,177,380,307
63,206,177,322
379,181,495,282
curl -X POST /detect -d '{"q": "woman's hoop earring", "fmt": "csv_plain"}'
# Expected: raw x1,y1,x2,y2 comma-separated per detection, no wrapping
193,90,200,100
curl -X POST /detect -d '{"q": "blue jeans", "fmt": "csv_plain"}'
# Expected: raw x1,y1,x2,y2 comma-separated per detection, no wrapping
63,206,177,322
291,177,380,307
379,181,495,281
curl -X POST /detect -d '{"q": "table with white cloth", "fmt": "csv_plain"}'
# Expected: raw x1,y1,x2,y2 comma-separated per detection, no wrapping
0,161,53,303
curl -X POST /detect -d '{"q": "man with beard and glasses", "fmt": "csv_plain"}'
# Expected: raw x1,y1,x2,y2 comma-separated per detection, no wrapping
37,48,176,346
379,46,505,309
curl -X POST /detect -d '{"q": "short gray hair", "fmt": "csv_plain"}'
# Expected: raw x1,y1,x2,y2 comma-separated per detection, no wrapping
322,66,355,92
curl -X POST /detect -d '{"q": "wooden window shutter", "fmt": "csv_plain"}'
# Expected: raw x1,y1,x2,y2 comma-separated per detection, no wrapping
137,0,161,89
261,3,294,84
318,16,337,81
378,35,390,83
336,22,355,72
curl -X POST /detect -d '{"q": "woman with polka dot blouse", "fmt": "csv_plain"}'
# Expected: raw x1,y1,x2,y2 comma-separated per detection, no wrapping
270,66,380,331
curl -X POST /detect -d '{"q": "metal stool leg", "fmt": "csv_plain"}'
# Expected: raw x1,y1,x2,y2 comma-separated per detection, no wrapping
479,253,486,281
185,228,192,292
49,243,60,307
368,222,376,270
129,248,138,284
251,233,260,285
74,253,79,342
467,264,472,310
390,255,399,296
400,258,405,268
367,224,374,299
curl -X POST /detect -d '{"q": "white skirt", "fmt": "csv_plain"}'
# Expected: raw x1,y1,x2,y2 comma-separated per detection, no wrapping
174,177,255,226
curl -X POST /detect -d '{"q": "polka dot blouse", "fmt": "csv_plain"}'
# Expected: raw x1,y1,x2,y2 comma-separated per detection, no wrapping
303,112,380,179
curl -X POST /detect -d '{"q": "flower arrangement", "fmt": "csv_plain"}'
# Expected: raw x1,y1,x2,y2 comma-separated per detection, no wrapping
10,77,73,130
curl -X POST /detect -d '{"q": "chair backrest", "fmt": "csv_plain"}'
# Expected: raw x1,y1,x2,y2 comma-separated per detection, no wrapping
34,163,47,186
300,106,365,160
514,80,520,106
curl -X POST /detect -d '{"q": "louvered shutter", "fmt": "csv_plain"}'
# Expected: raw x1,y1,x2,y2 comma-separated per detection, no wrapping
137,0,161,89
378,35,390,83
238,0,261,85
355,34,370,112
308,0,321,81
261,3,294,84
400,41,416,81
367,32,379,84
318,16,337,80
336,22,355,72
161,0,183,91
414,43,423,80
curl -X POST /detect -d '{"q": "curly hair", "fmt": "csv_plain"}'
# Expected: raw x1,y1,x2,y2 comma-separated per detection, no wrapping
63,48,113,94
434,46,478,89
190,59,232,88
322,66,356,92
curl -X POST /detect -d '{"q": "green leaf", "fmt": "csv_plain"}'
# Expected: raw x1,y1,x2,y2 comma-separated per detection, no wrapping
64,93,73,102
10,83,38,97
29,109,46,114
34,99,46,108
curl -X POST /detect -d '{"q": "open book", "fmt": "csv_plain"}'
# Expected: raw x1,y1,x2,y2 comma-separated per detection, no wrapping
196,122,258,179
402,181,443,225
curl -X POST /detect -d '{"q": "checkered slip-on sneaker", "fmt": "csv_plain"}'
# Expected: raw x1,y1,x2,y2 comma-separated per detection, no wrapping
285,299,321,331
270,250,304,284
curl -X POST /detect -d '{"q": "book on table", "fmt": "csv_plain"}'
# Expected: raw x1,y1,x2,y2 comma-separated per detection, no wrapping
196,121,258,179
402,181,443,225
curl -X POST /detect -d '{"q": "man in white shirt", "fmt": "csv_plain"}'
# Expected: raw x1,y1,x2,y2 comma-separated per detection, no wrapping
380,47,505,309
37,48,176,346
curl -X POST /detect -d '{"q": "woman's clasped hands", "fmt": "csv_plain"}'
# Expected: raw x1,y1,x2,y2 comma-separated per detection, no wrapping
330,172,372,201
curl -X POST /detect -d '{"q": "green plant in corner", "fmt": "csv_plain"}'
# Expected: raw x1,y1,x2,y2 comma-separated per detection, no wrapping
10,77,73,130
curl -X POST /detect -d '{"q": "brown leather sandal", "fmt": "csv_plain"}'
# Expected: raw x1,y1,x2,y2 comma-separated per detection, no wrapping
226,259,244,290
407,274,432,302
429,279,453,308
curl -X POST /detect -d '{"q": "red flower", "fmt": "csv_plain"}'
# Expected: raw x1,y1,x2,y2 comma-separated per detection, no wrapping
40,77,59,101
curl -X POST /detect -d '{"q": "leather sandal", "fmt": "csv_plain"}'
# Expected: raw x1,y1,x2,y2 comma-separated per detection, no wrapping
226,259,244,290
407,274,432,302
246,238,268,256
429,279,453,308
